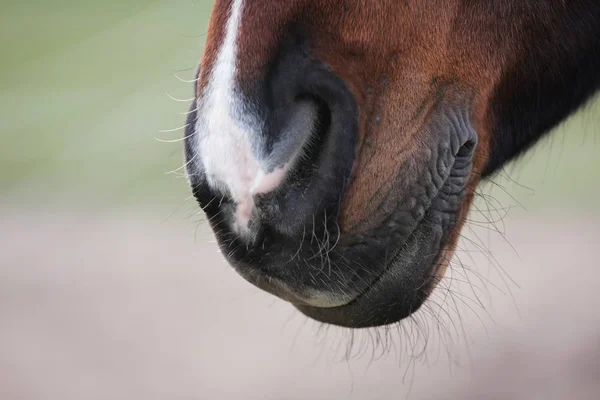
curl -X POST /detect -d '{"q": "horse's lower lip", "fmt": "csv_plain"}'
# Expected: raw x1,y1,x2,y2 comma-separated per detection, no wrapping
232,262,357,308
230,209,426,311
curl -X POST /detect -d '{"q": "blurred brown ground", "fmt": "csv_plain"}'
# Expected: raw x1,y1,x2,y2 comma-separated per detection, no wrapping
0,208,599,400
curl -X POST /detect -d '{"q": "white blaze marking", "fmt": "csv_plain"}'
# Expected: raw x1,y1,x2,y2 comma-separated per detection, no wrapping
193,0,291,234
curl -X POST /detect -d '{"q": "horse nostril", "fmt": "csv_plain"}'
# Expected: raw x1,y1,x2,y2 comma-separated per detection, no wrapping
243,94,333,235
189,27,358,238
283,94,332,183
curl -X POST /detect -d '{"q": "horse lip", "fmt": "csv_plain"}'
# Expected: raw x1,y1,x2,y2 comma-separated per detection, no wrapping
231,260,356,308
228,132,476,316
293,146,476,326
228,193,425,312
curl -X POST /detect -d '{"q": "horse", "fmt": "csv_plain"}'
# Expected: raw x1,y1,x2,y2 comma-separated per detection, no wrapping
183,0,600,328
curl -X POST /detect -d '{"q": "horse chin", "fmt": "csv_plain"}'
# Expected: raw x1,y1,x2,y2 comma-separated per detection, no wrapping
292,208,464,329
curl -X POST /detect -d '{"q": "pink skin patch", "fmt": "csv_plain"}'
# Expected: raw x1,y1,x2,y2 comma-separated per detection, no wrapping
234,164,289,234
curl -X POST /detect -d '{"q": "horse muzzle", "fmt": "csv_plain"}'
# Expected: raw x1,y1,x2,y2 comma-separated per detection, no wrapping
184,30,478,328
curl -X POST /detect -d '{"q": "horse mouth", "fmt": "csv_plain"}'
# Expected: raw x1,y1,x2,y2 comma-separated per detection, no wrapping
192,120,476,328
234,202,446,312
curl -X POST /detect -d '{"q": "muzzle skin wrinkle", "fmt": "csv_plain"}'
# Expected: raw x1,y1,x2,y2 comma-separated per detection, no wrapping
297,105,477,327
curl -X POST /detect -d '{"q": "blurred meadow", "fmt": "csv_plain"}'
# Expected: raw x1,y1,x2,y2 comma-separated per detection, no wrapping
1,1,599,399
1,0,212,210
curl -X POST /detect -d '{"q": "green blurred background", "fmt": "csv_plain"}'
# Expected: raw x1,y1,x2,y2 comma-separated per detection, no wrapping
1,0,212,211
1,0,598,213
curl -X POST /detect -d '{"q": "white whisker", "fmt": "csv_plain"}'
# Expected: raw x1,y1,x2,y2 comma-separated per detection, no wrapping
165,154,197,175
154,133,192,143
180,107,199,116
166,91,194,102
174,72,199,83
158,123,190,133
